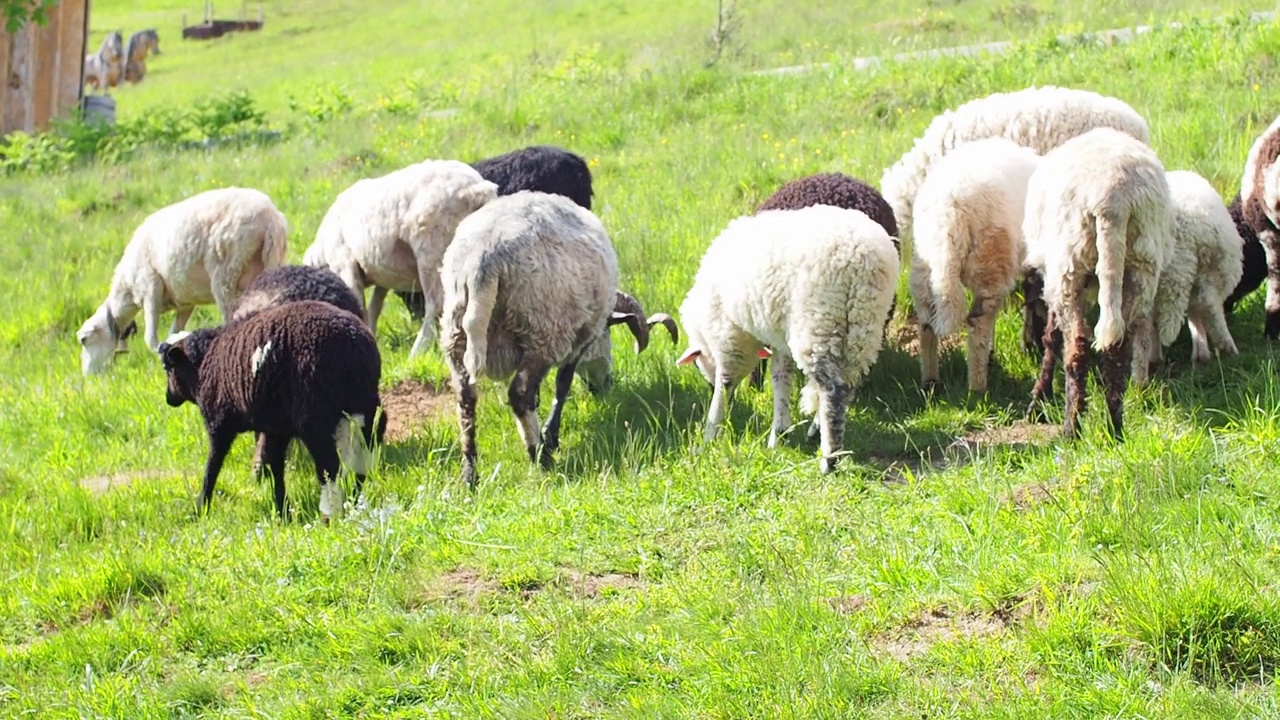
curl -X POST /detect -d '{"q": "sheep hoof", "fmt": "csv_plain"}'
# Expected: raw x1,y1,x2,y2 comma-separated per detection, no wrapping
922,379,941,397
819,456,838,474
1026,402,1047,424
460,460,479,490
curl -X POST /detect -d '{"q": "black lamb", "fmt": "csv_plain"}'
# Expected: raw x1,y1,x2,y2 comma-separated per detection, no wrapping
1224,192,1267,316
396,145,594,320
159,300,387,520
230,264,368,480
748,172,902,388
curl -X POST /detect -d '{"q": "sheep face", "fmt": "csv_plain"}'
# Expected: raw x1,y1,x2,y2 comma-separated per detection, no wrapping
76,305,121,376
157,330,207,408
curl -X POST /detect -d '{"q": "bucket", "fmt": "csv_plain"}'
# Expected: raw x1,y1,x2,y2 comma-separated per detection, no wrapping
82,95,117,126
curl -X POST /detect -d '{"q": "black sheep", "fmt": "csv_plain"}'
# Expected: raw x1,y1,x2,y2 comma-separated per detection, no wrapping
230,264,368,480
159,300,387,520
1240,121,1280,338
1224,192,1267,316
396,145,594,320
749,172,902,388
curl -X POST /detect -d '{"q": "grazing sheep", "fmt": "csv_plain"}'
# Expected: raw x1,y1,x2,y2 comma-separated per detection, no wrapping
302,159,498,357
439,191,676,487
1145,171,1242,366
880,85,1150,239
397,145,594,320
1023,128,1173,441
675,205,899,474
229,264,367,480
1224,193,1267,315
1238,115,1280,337
76,187,288,375
908,138,1041,393
745,172,901,390
159,300,386,520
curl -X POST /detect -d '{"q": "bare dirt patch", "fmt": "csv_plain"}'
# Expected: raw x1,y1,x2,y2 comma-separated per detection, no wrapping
1001,481,1054,511
961,420,1060,448
556,568,644,598
408,567,499,608
78,469,171,496
828,594,870,616
382,378,453,443
889,314,966,357
872,604,1028,663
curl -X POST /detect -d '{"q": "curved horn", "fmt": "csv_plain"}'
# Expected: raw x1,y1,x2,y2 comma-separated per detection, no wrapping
645,312,678,346
609,291,649,353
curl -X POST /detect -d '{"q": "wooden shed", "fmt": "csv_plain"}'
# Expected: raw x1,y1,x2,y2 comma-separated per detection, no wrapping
1,0,90,136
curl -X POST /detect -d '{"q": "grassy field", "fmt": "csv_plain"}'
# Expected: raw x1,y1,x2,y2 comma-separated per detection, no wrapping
6,0,1280,716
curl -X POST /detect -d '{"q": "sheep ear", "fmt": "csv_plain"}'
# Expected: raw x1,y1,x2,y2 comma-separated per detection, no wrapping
676,348,701,366
159,342,186,370
758,347,772,359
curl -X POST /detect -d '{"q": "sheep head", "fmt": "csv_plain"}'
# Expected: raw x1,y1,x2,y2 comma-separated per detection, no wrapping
575,290,679,396
77,304,122,376
157,329,213,408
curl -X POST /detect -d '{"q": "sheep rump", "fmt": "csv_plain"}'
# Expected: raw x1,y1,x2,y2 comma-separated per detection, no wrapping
1023,127,1173,441
160,300,386,520
397,145,594,321
908,137,1041,393
880,85,1150,239
676,205,898,474
302,159,498,358
439,191,673,487
76,186,288,375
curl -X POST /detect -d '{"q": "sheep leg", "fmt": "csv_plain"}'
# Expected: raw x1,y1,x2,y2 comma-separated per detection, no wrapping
408,266,439,359
508,363,551,465
816,375,850,474
749,359,768,391
768,352,794,449
1061,312,1090,441
170,306,193,336
538,361,578,468
259,433,290,519
1021,271,1048,357
301,434,344,523
198,430,235,514
208,274,237,321
1027,310,1063,421
142,295,164,351
1187,314,1212,365
1099,334,1131,442
919,323,941,393
250,432,268,481
703,368,737,444
367,287,388,335
966,297,1000,394
457,379,479,489
1196,302,1239,359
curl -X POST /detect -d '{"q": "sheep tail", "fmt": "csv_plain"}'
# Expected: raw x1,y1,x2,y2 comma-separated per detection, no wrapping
927,227,969,338
1092,210,1127,350
459,273,498,384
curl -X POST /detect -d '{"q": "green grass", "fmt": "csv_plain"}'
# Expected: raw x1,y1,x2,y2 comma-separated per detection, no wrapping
6,0,1280,716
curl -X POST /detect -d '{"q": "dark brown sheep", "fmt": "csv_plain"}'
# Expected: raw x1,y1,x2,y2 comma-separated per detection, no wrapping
160,300,386,520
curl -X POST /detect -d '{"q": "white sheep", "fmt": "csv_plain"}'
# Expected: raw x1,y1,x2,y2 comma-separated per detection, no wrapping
76,186,288,375
1022,127,1173,441
881,85,1151,239
675,205,898,474
439,191,675,487
1146,170,1243,366
302,159,499,357
907,137,1041,394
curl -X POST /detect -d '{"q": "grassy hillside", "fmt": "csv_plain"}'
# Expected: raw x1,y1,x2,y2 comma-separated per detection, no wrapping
5,1,1280,717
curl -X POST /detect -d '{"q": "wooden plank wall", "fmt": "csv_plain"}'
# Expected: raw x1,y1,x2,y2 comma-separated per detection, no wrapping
1,0,89,136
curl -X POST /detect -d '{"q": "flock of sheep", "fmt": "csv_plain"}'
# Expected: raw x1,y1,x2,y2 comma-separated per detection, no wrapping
74,84,1280,520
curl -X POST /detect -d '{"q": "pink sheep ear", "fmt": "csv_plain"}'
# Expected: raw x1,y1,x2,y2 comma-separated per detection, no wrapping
758,347,772,358
676,348,702,366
